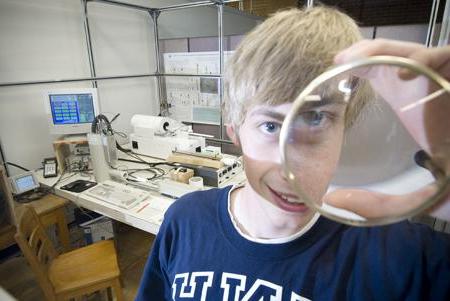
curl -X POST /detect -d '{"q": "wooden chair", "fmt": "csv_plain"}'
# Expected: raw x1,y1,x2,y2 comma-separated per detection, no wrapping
15,194,71,252
14,205,124,301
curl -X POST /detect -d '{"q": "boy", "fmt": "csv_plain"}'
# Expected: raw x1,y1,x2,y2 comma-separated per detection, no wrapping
136,6,450,300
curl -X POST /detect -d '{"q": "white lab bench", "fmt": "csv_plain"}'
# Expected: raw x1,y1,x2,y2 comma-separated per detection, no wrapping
36,157,246,235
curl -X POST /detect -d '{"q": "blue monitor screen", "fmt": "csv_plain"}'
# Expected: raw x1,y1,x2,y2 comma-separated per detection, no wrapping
49,93,95,125
15,175,36,192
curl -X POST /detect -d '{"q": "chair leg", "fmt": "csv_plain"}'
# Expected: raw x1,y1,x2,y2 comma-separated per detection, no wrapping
98,289,109,301
112,278,124,301
55,208,71,252
106,287,113,301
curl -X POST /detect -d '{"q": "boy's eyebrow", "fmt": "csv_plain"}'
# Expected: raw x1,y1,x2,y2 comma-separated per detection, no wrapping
250,109,285,121
250,98,347,121
300,97,347,110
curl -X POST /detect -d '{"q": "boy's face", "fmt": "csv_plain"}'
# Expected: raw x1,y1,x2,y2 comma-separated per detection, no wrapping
232,101,347,223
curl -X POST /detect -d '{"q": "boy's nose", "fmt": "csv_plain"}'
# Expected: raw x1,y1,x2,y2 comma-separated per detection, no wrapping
278,165,289,182
273,143,283,165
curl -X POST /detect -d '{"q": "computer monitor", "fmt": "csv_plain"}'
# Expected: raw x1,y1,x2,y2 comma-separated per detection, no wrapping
9,171,40,195
44,88,100,135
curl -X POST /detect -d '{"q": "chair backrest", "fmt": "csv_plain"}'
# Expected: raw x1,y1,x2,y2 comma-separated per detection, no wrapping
14,205,58,301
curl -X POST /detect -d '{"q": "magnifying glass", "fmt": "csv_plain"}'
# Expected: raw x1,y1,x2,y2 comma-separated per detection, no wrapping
280,56,450,226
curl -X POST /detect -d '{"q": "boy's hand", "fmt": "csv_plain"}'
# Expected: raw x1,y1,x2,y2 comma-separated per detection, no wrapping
335,39,450,81
328,39,450,222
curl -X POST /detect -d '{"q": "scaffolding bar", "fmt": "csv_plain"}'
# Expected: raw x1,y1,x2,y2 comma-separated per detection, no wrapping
0,74,152,88
88,0,154,12
82,0,98,88
438,0,450,46
161,73,221,78
157,0,240,12
426,0,440,47
87,0,240,13
150,10,167,115
0,73,223,88
217,3,225,140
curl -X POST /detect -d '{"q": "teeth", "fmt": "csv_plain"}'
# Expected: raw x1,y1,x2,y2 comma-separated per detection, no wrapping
279,193,301,204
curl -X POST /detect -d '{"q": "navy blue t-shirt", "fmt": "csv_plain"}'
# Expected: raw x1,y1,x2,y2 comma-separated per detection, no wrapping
136,186,450,300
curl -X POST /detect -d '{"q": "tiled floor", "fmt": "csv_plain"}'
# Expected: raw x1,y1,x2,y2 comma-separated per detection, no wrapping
0,222,155,301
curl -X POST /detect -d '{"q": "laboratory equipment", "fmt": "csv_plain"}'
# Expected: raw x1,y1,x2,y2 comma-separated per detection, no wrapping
169,167,194,184
88,114,118,182
280,56,450,226
82,180,149,209
129,115,205,159
9,171,40,195
43,157,58,178
44,88,100,135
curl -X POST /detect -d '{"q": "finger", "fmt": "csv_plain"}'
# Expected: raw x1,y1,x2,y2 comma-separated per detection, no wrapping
323,189,391,219
323,185,437,219
406,46,450,81
438,59,450,81
335,39,424,64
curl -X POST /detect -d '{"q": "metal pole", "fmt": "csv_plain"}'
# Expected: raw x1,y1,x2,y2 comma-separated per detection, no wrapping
89,0,152,11
149,10,167,116
88,0,240,12
82,0,97,88
217,2,224,141
438,0,450,46
0,141,8,176
158,0,240,12
0,73,221,88
426,0,440,47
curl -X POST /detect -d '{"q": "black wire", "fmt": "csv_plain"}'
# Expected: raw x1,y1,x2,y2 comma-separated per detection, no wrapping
14,170,75,203
5,162,30,172
110,113,120,123
118,157,178,168
91,114,114,135
116,142,132,153
116,147,147,163
126,166,167,180
114,131,128,138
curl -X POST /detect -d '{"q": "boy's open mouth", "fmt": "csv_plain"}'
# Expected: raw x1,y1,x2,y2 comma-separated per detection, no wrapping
267,186,309,213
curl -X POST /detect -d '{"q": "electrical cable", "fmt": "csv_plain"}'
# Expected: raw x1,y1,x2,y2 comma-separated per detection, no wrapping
14,170,69,203
5,162,30,172
91,114,114,135
116,141,132,153
117,152,178,169
110,113,120,123
114,130,128,139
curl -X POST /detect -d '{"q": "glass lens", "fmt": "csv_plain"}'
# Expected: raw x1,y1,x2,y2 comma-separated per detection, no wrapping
281,60,450,226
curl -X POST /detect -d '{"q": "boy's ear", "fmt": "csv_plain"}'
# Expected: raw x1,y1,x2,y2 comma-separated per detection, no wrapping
226,125,240,146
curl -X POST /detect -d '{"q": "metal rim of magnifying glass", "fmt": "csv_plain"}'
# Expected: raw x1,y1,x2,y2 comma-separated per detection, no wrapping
279,55,450,227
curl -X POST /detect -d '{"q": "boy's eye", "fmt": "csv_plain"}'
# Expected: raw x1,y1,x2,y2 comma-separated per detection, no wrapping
259,121,281,134
293,110,336,130
301,111,326,127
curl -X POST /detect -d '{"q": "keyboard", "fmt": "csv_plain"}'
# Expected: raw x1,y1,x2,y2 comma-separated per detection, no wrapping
82,180,149,209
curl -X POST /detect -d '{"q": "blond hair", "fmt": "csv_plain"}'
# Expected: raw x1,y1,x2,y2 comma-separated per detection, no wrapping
224,6,369,130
